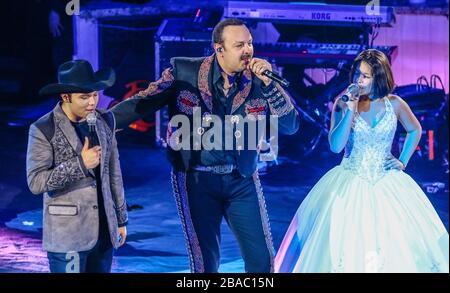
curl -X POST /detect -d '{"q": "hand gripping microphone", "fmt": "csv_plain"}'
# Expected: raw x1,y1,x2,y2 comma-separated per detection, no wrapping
341,84,360,102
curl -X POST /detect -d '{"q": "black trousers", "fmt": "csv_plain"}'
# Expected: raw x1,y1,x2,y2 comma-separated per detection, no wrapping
177,169,274,273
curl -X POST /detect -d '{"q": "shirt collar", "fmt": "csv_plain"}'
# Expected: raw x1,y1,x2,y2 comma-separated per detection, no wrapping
213,56,244,88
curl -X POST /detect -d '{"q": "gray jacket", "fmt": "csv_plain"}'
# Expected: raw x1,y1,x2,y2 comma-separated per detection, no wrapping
26,103,128,252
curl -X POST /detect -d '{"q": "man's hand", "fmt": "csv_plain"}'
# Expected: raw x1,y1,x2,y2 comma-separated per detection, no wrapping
81,137,101,169
118,226,127,247
247,58,272,86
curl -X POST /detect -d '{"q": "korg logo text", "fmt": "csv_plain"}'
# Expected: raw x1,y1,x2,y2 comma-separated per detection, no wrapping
311,12,331,20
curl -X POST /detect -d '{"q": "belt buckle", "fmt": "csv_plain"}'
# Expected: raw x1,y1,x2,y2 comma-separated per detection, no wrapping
213,165,233,174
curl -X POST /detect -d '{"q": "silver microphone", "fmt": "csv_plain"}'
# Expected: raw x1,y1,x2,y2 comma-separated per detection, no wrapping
86,112,97,132
262,70,290,88
245,57,290,87
341,84,360,102
86,112,97,147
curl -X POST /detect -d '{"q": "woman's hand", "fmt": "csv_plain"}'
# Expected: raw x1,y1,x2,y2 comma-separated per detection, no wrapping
384,155,406,171
345,95,359,113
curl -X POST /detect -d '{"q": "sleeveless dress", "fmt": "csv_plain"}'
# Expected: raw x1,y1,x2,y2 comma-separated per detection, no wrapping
274,97,449,273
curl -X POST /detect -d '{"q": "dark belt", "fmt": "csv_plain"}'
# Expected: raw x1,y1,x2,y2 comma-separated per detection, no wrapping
191,164,237,174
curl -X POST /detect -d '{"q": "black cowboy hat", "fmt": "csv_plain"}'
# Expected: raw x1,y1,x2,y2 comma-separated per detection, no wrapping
39,60,115,96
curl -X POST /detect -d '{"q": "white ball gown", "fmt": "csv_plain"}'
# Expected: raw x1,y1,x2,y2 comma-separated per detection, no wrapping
274,97,449,273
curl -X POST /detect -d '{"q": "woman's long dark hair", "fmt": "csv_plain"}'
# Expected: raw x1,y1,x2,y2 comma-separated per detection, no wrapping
350,49,395,100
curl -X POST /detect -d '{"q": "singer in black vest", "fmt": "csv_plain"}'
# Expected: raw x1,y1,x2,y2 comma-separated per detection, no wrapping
112,18,300,273
27,60,128,273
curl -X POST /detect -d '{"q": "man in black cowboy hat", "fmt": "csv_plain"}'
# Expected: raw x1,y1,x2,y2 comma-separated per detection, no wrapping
111,18,300,273
26,60,128,273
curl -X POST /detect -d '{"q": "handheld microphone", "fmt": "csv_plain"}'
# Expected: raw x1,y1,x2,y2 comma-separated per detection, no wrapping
262,70,290,88
341,84,360,102
86,112,98,148
244,57,290,87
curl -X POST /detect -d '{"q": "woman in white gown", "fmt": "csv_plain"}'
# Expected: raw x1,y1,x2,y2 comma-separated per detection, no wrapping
274,49,449,273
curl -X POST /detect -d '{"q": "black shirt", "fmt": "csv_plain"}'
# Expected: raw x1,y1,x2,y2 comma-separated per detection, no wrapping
71,120,110,240
196,57,244,167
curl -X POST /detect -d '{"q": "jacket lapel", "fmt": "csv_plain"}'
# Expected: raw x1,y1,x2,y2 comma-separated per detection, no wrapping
231,70,252,114
54,106,83,154
54,103,95,177
198,55,214,112
95,113,107,178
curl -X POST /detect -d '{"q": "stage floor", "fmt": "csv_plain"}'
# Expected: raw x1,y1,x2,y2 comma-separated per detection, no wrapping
0,101,447,273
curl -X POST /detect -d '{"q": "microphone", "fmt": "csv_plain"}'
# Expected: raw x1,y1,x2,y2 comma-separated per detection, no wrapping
341,84,360,102
262,70,290,88
86,112,98,148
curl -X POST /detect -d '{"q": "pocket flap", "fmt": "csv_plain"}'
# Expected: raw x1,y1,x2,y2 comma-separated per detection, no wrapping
48,205,78,216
